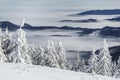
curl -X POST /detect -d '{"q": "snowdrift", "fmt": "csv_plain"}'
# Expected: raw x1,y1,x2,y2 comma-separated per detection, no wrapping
0,63,118,80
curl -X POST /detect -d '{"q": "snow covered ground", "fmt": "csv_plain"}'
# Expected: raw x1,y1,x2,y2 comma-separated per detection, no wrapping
0,63,118,80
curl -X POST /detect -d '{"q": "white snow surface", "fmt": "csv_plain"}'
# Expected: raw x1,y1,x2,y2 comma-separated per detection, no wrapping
0,63,118,80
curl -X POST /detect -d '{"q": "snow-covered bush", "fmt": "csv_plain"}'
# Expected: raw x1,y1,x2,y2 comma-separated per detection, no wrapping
30,45,45,65
72,52,86,72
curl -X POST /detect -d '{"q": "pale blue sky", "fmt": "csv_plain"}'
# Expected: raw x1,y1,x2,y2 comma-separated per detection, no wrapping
0,0,120,25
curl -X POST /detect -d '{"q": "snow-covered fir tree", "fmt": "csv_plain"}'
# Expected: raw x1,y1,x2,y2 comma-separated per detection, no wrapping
72,52,86,72
56,41,66,69
112,62,119,78
114,57,120,78
0,28,7,62
44,40,59,68
88,49,98,74
2,28,14,55
114,69,120,78
8,19,31,64
97,39,112,76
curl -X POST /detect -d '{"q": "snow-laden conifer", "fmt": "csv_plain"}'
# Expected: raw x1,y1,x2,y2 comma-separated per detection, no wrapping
45,40,59,68
56,41,66,69
2,28,12,53
9,19,31,64
97,39,112,76
88,49,98,74
0,28,7,62
112,62,119,78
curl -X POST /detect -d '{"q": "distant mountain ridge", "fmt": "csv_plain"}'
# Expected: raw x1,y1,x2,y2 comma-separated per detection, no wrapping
60,19,98,23
0,21,84,31
0,21,120,37
71,9,120,16
106,16,120,21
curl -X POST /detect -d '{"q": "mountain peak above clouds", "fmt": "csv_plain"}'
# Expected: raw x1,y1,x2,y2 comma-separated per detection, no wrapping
72,9,120,16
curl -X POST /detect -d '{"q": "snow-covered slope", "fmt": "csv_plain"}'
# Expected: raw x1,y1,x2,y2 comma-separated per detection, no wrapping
0,63,118,80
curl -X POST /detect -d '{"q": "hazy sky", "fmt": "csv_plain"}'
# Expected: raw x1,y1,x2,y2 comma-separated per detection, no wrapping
0,0,120,25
